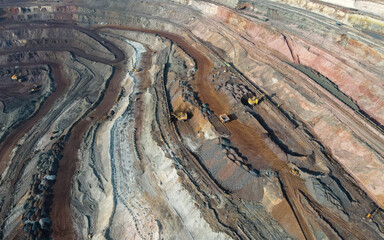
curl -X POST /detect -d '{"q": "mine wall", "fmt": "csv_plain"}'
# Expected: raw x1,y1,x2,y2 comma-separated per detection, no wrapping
0,1,383,240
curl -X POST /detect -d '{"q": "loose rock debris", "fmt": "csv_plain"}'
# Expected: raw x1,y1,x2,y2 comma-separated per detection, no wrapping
0,1,383,240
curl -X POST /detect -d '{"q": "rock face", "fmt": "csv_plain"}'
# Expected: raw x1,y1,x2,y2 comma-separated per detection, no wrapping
0,0,383,240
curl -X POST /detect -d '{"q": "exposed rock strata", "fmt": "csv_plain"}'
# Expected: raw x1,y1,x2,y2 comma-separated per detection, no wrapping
0,0,383,239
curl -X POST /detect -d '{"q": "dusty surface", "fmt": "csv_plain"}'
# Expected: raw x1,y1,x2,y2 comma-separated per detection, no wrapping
0,0,383,240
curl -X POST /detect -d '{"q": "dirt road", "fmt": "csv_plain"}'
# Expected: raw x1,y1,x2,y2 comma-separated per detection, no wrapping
0,21,126,239
94,25,318,239
50,63,124,239
0,63,68,172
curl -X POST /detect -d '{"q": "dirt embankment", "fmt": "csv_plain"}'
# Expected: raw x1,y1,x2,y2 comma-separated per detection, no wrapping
0,22,125,175
0,22,126,239
1,1,384,239
93,21,384,238
49,27,126,238
0,62,68,173
50,64,124,239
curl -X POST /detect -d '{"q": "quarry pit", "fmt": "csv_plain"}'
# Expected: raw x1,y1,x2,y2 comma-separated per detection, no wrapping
0,0,383,239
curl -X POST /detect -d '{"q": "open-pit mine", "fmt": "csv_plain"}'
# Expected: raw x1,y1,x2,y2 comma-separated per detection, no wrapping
0,0,384,239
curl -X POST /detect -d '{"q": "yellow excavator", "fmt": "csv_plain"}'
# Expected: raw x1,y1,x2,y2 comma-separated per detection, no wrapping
11,74,18,80
365,208,379,220
131,68,140,72
289,168,300,176
172,112,188,121
248,94,265,106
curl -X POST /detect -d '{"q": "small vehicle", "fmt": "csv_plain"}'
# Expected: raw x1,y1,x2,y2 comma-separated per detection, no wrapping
248,94,265,105
172,112,188,121
219,114,230,123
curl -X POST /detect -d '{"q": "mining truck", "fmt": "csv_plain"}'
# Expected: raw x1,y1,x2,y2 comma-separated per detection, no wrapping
219,114,230,123
365,208,379,220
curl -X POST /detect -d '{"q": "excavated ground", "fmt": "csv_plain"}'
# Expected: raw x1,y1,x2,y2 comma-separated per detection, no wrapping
0,0,383,240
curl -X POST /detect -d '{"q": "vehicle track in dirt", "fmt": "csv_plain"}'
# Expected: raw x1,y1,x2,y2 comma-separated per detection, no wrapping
95,25,342,240
96,25,231,194
0,22,125,175
0,62,68,236
95,25,318,239
0,3,382,239
50,63,124,239
0,21,126,239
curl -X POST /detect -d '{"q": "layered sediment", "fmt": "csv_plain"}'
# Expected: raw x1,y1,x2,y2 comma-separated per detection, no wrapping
0,0,383,239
